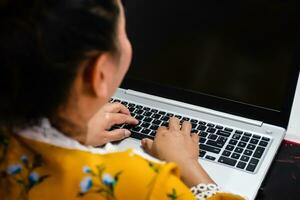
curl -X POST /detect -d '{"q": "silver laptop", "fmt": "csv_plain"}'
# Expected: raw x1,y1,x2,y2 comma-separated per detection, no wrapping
112,0,300,199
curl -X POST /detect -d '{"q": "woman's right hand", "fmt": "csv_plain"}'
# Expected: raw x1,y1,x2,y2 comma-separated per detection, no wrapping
141,117,215,187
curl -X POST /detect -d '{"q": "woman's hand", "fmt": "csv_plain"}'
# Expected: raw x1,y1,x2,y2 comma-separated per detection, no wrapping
85,102,138,146
141,117,214,187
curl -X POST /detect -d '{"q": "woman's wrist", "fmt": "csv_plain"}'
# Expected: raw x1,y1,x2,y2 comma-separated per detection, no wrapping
178,160,215,187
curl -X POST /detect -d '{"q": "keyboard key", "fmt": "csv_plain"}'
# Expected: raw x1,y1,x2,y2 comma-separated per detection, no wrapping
234,147,244,154
152,114,162,119
216,130,231,137
151,109,158,113
182,117,190,121
143,107,150,111
128,103,135,107
262,137,270,141
231,153,240,160
237,162,247,169
259,141,268,147
123,124,134,130
252,135,261,139
244,132,252,137
129,107,135,112
175,115,182,119
150,125,159,130
207,128,217,134
152,119,162,125
190,119,198,123
131,130,153,140
217,136,227,143
241,136,250,142
121,101,128,105
241,155,250,162
218,156,237,166
238,141,247,148
161,122,169,127
250,138,259,144
229,139,238,145
132,126,142,132
191,123,198,129
199,150,206,157
200,138,207,144
250,158,259,165
232,134,241,140
222,150,231,157
136,105,143,109
198,125,206,131
235,130,243,134
150,130,156,137
208,134,218,140
224,127,233,132
144,117,153,123
136,115,144,121
247,144,256,150
158,111,166,115
216,125,223,129
206,140,225,148
205,155,216,161
200,144,221,154
244,150,253,156
246,163,257,172
142,128,151,135
200,132,208,138
207,123,215,127
167,113,174,117
198,121,207,125
161,116,170,122
141,122,151,128
225,145,234,151
144,111,152,117
253,147,265,158
134,109,144,115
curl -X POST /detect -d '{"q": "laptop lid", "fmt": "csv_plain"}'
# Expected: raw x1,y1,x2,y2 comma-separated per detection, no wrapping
121,0,300,128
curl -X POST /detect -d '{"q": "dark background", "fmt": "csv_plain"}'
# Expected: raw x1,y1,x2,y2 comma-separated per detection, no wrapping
257,140,300,200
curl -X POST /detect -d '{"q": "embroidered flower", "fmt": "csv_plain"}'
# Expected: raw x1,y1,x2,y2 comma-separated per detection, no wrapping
83,166,91,174
102,173,115,186
80,176,93,193
28,172,40,185
6,164,22,175
20,155,28,164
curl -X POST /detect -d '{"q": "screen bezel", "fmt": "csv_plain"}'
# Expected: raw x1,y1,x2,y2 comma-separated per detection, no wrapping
121,58,300,128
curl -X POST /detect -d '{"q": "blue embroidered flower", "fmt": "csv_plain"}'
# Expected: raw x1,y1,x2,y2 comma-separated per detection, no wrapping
28,172,40,185
83,166,91,174
80,176,93,193
20,155,28,164
6,164,22,175
102,173,115,186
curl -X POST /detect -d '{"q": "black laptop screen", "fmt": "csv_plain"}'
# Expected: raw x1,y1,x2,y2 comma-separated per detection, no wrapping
123,0,299,112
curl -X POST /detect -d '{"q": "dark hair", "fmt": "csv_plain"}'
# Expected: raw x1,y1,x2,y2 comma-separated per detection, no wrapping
0,0,120,128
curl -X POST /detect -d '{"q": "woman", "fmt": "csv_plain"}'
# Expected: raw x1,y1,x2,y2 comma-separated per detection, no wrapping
0,0,244,199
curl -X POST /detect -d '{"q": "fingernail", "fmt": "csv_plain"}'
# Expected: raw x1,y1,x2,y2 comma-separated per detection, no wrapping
125,130,131,137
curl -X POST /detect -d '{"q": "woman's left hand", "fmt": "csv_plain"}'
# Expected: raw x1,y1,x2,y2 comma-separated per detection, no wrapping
85,102,138,146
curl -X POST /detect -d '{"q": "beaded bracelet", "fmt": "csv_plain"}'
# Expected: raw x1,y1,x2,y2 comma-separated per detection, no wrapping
190,183,220,200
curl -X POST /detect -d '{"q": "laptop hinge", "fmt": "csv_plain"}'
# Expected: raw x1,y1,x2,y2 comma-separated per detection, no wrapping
125,89,263,127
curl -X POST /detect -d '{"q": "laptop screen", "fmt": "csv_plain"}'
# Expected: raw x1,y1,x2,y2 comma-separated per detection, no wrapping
122,0,300,125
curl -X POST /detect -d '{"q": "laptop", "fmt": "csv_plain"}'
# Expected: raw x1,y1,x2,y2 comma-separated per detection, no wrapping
112,0,300,199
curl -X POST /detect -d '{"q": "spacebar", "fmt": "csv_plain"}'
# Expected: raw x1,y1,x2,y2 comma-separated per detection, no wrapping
200,144,221,154
130,131,154,140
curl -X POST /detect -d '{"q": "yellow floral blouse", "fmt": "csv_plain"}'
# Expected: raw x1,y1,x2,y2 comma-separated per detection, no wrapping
0,121,244,200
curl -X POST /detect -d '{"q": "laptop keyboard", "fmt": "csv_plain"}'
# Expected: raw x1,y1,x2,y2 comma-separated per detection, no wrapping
110,98,271,173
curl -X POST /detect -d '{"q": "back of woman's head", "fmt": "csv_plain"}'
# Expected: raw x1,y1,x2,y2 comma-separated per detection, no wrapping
0,0,120,128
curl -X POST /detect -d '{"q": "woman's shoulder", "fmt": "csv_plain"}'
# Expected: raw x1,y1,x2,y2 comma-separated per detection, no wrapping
1,130,196,200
